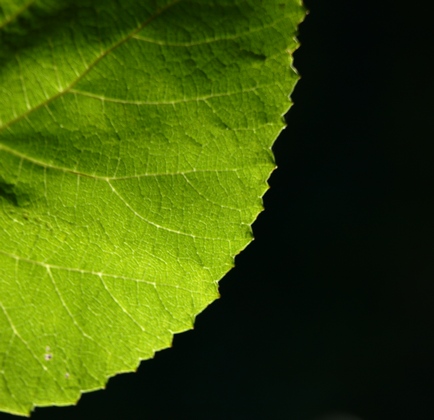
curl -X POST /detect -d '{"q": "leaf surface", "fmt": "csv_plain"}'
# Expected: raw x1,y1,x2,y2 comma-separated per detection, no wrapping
0,0,304,415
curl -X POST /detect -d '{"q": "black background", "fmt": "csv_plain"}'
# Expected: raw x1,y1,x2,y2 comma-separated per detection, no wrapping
3,1,434,419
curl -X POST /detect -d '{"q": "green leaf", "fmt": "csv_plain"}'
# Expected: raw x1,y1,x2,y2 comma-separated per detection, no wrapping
0,0,304,415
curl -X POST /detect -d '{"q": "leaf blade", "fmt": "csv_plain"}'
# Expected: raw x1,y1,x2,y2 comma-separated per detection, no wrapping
0,0,305,415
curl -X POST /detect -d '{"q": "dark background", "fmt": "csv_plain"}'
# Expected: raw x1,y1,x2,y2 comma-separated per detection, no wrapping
4,1,434,419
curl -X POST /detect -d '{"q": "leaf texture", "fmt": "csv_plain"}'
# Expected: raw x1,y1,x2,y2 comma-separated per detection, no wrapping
0,0,304,415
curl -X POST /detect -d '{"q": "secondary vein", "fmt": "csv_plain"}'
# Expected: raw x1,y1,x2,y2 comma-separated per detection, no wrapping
0,0,182,135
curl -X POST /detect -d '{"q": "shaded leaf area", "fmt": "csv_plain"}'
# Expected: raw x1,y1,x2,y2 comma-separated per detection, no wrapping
0,0,303,415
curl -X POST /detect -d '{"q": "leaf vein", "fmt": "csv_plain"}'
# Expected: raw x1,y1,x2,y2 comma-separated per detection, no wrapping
0,0,36,30
0,0,182,134
131,14,290,47
0,250,208,295
68,84,274,105
0,299,69,399
107,180,231,241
